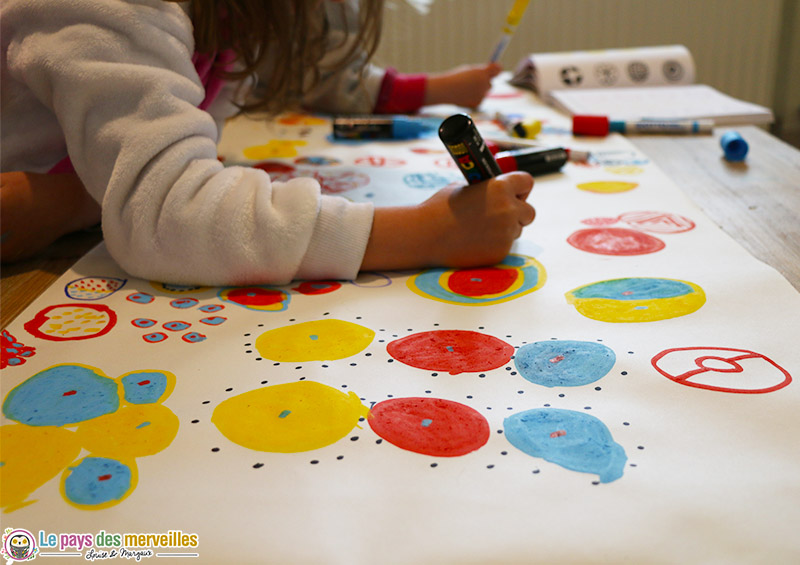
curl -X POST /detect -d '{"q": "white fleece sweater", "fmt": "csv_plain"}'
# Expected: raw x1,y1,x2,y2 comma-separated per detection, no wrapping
1,0,377,286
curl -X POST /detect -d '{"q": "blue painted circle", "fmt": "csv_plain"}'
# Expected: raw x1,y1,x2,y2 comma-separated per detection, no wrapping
515,340,616,387
3,365,119,426
63,457,132,506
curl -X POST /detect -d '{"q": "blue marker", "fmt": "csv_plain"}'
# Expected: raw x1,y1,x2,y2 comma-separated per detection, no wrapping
332,115,437,140
720,130,748,161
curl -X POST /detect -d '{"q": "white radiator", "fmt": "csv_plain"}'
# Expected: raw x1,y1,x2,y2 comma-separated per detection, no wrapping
376,0,784,110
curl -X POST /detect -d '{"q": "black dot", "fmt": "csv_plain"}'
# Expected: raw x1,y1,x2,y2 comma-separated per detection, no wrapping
430,463,438,468
621,371,628,375
375,439,383,444
253,463,264,469
211,447,220,452
595,387,602,391
261,380,268,384
487,464,495,469
592,481,600,486
558,394,565,398
479,374,486,378
532,469,540,474
623,422,630,426
191,419,199,424
517,390,524,394
431,372,438,376
350,436,359,441
202,400,210,405
310,460,319,465
337,455,344,460
637,445,645,450
225,387,233,392
501,451,508,456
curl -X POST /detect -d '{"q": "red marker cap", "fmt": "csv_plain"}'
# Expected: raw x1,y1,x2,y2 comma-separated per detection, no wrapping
572,115,610,136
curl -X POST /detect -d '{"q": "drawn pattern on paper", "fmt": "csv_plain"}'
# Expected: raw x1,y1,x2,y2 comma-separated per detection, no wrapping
368,397,490,457
565,277,706,322
504,408,627,483
24,304,117,341
651,347,792,394
1,331,36,368
514,340,616,387
387,330,515,375
212,381,370,453
408,254,546,306
1,364,178,512
64,277,127,301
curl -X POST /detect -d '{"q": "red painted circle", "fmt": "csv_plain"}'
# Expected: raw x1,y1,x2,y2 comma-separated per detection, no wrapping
387,330,514,375
292,281,342,295
447,267,518,296
567,227,665,256
224,287,286,307
368,397,490,457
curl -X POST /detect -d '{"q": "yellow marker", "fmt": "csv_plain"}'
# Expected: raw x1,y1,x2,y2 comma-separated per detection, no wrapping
489,0,531,62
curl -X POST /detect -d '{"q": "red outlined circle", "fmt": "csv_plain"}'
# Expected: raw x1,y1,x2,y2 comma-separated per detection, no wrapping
368,397,490,457
651,346,792,394
24,304,117,341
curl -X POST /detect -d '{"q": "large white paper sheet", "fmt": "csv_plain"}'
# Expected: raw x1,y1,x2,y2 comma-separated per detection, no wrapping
2,83,799,564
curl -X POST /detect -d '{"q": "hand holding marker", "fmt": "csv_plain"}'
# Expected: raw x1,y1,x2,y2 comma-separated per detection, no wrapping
489,0,532,63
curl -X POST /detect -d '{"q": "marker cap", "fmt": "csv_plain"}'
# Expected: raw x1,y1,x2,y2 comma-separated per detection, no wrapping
720,130,748,161
572,115,610,136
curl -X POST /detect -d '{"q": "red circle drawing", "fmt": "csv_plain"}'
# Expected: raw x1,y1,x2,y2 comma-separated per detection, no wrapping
224,287,287,307
618,211,695,233
447,267,519,296
567,227,666,255
292,281,342,295
368,397,490,457
354,155,407,168
387,330,514,375
24,304,117,341
651,346,792,394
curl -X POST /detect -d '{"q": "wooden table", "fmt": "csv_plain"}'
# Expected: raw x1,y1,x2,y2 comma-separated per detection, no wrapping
3,126,798,329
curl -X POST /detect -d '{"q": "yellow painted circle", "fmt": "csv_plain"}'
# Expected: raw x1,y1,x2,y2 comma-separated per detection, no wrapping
577,181,638,193
74,404,180,459
212,381,369,453
255,319,375,362
565,278,706,322
0,424,82,512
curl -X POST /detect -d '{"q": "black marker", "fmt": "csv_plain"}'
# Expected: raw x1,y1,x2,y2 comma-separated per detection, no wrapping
438,113,502,184
495,147,568,176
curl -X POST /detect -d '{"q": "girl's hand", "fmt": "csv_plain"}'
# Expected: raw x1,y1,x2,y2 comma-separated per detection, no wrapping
361,172,535,271
425,62,503,109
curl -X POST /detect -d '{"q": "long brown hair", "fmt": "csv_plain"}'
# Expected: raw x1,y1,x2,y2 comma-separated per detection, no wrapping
170,1,385,115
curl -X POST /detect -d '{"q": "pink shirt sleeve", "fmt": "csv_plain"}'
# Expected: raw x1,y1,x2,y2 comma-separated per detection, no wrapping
373,67,428,114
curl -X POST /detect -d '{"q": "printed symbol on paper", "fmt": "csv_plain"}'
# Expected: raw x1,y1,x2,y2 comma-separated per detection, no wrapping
627,61,649,82
651,347,792,394
2,528,38,562
560,65,583,86
594,63,619,86
662,60,685,82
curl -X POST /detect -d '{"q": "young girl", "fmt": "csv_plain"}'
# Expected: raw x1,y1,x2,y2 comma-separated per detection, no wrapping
1,0,535,285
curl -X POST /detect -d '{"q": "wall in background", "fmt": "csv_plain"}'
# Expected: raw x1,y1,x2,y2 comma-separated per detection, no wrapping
375,0,800,148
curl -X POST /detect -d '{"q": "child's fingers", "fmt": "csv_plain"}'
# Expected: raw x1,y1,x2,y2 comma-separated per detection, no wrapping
496,171,534,201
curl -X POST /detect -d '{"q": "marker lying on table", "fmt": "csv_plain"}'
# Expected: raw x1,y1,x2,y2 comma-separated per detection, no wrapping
485,138,591,163
495,111,542,139
438,113,502,184
572,115,714,136
495,147,568,176
332,115,435,140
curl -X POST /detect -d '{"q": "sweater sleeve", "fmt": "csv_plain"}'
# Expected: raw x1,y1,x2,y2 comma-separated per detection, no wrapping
1,0,373,286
